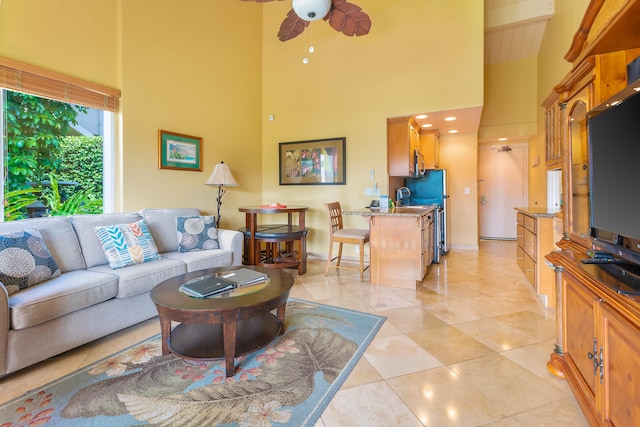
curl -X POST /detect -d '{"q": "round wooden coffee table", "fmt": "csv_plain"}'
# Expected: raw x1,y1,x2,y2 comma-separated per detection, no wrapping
150,266,294,377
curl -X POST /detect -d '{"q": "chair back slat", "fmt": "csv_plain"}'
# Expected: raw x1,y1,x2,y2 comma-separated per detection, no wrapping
325,201,344,234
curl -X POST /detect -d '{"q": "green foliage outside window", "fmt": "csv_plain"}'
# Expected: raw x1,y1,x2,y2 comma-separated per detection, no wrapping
2,188,39,221
5,92,86,191
59,136,104,196
40,173,102,216
4,92,104,220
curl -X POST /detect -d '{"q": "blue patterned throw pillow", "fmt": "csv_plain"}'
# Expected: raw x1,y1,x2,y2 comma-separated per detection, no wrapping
0,228,61,295
176,216,219,252
95,220,161,269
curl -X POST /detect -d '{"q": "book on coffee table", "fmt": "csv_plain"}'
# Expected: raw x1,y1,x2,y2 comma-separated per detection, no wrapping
220,268,267,287
180,275,237,298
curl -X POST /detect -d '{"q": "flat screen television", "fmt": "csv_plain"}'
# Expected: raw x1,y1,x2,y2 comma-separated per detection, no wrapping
588,79,640,266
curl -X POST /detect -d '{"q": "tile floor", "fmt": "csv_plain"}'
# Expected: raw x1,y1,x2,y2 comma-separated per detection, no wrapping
0,240,589,426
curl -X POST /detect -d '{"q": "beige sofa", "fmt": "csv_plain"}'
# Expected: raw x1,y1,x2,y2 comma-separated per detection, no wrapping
0,208,243,377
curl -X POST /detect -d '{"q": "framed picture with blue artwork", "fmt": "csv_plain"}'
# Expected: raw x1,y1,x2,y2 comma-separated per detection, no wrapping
158,130,203,171
279,137,346,185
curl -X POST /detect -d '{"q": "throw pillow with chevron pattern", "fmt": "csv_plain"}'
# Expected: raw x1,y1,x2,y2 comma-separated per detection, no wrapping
95,220,161,269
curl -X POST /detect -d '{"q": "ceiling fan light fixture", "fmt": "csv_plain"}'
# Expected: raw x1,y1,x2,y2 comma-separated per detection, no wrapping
292,0,331,22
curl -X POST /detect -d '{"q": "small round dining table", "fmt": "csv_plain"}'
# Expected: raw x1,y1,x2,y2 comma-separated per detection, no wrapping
238,205,308,274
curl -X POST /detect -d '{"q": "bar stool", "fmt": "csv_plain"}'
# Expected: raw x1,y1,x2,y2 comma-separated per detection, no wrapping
324,202,369,281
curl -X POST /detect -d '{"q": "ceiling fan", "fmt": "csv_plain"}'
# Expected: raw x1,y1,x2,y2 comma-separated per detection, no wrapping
240,0,372,42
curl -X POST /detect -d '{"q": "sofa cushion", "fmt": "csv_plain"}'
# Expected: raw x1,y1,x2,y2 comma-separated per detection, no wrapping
0,216,84,272
88,257,186,298
163,249,233,272
176,215,219,252
140,208,200,253
95,220,161,269
71,212,143,268
0,228,62,295
8,269,118,330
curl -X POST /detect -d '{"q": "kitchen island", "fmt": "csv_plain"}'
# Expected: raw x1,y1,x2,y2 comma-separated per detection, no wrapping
345,205,436,288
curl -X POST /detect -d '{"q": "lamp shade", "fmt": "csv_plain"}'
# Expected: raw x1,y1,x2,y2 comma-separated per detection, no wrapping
205,161,238,186
292,0,331,21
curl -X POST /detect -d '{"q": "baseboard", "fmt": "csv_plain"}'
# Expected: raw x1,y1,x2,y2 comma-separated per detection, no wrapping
449,243,479,251
307,253,370,262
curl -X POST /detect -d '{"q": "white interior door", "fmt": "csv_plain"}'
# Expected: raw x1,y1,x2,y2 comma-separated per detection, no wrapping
478,144,528,239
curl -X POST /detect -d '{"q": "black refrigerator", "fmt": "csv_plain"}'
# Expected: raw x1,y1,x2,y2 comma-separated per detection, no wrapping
405,169,449,263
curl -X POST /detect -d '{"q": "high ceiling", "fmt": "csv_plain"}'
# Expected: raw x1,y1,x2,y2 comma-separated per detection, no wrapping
411,0,555,140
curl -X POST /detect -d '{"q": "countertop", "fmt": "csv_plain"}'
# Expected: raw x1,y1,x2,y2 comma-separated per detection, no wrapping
514,207,562,218
345,205,436,217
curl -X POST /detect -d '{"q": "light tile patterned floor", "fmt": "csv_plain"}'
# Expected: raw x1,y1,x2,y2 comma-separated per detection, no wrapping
0,240,589,426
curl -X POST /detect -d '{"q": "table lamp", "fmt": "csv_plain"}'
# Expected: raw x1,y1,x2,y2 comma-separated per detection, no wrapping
205,161,239,227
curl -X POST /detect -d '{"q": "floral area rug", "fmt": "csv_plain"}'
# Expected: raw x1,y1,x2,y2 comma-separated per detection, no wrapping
0,299,385,427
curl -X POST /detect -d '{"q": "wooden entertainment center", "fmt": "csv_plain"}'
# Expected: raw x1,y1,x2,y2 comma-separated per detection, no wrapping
545,1,640,426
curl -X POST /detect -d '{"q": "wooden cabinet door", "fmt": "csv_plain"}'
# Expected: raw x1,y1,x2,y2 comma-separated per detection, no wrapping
420,130,440,169
420,213,433,276
543,92,561,169
599,303,640,426
388,117,419,177
564,276,598,414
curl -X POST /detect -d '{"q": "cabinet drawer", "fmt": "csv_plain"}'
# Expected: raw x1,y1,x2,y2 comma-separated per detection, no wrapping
523,253,536,288
523,215,536,233
516,224,524,248
523,228,536,259
517,213,524,227
516,245,524,272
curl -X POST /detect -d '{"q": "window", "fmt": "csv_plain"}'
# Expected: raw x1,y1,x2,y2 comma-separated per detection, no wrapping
0,56,119,220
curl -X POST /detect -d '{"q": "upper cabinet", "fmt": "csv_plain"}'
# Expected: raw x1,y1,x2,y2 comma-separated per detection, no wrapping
387,116,420,177
543,92,561,170
420,129,440,170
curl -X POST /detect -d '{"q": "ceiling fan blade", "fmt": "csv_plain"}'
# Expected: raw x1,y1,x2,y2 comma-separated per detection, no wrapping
238,0,286,3
278,9,309,41
324,0,371,37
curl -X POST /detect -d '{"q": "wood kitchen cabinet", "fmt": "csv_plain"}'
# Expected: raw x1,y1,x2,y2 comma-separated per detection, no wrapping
387,116,420,177
515,209,558,307
420,129,440,170
369,208,433,288
550,251,640,427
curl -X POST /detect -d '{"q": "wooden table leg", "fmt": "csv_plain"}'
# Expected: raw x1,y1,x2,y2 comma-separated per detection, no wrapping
158,316,171,355
246,213,257,265
222,312,239,377
276,302,287,335
298,211,307,275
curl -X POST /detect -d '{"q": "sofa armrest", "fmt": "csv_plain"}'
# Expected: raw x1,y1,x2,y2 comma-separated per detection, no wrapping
0,283,9,376
217,229,244,266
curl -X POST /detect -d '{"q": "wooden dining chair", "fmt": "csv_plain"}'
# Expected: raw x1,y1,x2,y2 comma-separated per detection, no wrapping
324,202,370,281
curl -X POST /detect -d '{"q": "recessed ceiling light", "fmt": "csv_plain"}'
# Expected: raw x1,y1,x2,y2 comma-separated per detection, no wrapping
444,116,456,121
448,130,458,134
499,137,508,141
416,114,427,119
422,123,433,128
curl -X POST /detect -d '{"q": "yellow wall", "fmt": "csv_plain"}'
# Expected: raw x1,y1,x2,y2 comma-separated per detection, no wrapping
0,0,119,88
440,133,478,249
118,0,264,225
480,57,538,141
260,0,484,257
